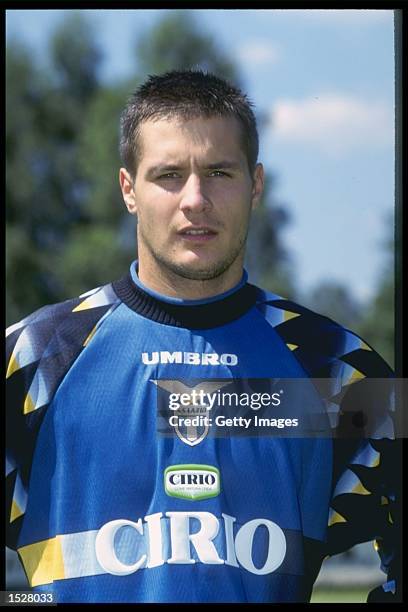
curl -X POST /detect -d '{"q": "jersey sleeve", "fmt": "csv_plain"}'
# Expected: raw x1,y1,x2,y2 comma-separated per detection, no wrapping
6,285,120,550
326,339,400,602
255,294,401,602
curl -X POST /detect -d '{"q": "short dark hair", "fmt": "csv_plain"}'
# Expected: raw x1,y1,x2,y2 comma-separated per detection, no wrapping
119,70,259,177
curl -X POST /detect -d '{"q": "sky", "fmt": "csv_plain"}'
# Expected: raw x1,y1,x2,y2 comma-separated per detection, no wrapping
6,8,396,304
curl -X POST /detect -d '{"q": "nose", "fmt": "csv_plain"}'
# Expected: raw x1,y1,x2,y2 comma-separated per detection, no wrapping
179,174,211,213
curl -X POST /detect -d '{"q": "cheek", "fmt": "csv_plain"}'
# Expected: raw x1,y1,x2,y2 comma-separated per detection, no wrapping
220,193,252,223
216,181,252,205
137,198,175,233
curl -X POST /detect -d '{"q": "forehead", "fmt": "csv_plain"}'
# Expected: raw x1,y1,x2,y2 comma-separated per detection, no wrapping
137,115,246,164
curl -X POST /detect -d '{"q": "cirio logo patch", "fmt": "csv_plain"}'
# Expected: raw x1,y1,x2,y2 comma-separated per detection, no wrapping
164,465,220,500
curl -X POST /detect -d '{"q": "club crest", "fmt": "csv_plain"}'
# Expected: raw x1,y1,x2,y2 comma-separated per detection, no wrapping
153,379,230,446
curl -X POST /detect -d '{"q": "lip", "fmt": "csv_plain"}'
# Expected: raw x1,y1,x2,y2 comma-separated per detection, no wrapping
178,226,218,242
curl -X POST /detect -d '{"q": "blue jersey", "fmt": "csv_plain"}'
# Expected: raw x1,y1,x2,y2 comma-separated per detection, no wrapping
6,263,399,603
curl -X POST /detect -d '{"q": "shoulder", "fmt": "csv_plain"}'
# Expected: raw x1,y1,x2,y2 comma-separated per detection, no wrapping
253,284,354,339
6,282,121,391
252,285,393,377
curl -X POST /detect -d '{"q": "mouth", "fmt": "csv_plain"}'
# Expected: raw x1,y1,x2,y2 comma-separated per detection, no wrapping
178,226,218,242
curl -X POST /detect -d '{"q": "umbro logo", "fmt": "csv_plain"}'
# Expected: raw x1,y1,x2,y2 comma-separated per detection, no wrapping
142,351,238,366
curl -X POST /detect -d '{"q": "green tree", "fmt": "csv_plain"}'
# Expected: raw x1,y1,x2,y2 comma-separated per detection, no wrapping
135,11,238,83
6,13,105,325
356,214,394,367
300,281,363,331
6,40,60,321
50,12,102,100
358,277,394,367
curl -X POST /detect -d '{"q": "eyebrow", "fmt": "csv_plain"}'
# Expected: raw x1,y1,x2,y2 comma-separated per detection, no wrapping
146,161,241,177
204,161,240,170
148,164,182,174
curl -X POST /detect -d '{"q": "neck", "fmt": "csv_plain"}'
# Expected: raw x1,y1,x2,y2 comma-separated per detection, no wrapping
112,266,256,329
137,253,245,301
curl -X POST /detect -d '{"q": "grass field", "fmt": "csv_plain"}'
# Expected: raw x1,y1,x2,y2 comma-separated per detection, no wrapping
310,588,368,603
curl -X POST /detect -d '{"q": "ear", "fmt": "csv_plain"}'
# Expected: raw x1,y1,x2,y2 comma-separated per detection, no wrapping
119,168,137,215
250,163,264,210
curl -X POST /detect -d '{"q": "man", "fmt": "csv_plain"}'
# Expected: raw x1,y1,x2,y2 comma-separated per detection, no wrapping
6,71,400,603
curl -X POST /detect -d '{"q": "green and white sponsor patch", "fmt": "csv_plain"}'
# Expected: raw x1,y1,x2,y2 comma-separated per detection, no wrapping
164,464,220,501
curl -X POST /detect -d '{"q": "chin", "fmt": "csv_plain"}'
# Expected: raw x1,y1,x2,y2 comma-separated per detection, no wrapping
180,253,220,268
168,257,232,282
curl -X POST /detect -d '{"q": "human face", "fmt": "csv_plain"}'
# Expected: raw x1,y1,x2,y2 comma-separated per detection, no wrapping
119,115,264,298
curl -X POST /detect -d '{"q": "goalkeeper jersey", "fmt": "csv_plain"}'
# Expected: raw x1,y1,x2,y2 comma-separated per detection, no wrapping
6,262,399,603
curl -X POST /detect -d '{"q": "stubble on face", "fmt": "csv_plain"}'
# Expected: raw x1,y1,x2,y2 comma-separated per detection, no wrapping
138,212,251,283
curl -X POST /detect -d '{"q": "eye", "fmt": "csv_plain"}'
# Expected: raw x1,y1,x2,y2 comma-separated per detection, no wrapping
209,170,229,177
159,172,180,179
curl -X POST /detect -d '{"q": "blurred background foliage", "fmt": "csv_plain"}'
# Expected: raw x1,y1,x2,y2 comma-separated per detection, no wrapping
6,11,394,366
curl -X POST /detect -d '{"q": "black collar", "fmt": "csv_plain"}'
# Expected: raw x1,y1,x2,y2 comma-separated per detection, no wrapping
112,273,258,329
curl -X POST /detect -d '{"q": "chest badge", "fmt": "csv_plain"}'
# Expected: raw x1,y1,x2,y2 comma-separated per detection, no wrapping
164,464,220,500
154,379,230,446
